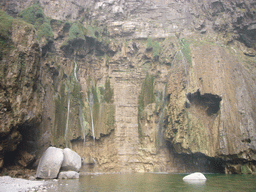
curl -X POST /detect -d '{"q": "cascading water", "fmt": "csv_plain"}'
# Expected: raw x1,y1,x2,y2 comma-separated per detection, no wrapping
74,59,78,82
65,94,70,147
89,92,95,142
74,58,87,143
156,85,167,148
79,102,86,143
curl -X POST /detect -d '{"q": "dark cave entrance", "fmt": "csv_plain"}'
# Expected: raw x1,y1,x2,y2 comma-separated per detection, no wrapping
167,142,225,173
3,124,40,170
185,89,222,115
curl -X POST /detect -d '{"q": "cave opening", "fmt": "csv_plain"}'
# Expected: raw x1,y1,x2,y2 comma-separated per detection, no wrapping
167,142,225,173
185,89,222,116
3,124,39,171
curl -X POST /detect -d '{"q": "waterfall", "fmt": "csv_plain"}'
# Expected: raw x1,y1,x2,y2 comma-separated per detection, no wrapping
65,95,70,147
79,101,86,142
74,59,78,82
156,84,167,148
73,58,88,143
89,92,95,141
74,58,87,142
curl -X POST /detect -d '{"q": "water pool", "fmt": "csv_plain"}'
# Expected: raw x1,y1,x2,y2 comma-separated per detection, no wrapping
47,173,256,192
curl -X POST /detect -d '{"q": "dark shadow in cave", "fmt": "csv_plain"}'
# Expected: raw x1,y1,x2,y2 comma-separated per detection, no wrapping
3,123,40,169
166,142,225,173
185,89,222,116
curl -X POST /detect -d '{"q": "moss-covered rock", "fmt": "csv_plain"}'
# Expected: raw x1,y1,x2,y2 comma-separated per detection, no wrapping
18,3,53,43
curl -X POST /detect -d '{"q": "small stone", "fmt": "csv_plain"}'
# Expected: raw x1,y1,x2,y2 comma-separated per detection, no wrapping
58,171,79,179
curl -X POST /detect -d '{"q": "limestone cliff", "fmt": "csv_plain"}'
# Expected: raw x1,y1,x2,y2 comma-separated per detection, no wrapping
0,10,42,168
0,0,255,174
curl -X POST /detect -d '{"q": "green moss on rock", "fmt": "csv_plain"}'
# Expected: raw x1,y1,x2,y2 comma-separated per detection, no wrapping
53,83,68,147
146,37,161,60
180,38,192,65
69,22,87,40
18,3,53,42
0,10,14,60
104,78,114,103
138,74,155,137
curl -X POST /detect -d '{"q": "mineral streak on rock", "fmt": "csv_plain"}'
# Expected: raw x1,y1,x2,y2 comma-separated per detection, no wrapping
0,0,255,174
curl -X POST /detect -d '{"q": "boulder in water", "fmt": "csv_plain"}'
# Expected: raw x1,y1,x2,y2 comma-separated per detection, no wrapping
58,171,79,179
36,147,64,179
183,172,207,181
61,148,81,172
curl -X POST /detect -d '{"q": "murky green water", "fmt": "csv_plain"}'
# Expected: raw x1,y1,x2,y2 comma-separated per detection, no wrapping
47,173,256,192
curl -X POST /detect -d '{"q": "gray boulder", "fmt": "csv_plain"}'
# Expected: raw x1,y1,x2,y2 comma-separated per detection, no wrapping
58,171,79,179
61,148,81,172
36,147,64,179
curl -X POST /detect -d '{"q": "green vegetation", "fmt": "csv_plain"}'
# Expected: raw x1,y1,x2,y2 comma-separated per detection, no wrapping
0,10,16,60
241,164,252,174
86,78,115,139
87,25,96,38
104,78,114,103
0,10,14,39
54,83,68,147
138,74,155,112
180,38,192,65
37,21,53,41
18,3,53,42
86,24,110,45
138,74,155,136
69,22,87,40
146,37,161,59
18,4,43,24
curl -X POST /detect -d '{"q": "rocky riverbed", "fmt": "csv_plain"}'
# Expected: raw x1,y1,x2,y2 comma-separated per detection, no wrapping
0,176,52,192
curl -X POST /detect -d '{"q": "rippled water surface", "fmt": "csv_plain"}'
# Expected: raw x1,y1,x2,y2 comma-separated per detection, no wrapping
47,173,256,192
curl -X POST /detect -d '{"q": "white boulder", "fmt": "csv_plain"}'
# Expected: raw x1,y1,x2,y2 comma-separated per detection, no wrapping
36,147,64,179
58,171,79,179
61,148,81,172
183,172,207,181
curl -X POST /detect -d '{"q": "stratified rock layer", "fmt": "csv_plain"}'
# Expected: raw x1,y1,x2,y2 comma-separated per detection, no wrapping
0,0,255,174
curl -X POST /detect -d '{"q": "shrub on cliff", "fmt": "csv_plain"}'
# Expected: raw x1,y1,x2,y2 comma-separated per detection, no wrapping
69,23,87,40
146,37,161,60
0,10,14,60
0,10,14,39
18,4,53,42
18,4,43,25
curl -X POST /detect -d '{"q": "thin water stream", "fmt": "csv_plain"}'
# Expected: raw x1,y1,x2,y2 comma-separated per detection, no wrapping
89,92,95,142
64,95,70,147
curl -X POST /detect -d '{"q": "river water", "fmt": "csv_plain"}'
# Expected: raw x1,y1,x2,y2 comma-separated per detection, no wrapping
46,173,256,192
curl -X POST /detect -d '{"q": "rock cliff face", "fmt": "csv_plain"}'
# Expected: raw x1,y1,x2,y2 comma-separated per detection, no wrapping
0,10,42,169
0,0,256,174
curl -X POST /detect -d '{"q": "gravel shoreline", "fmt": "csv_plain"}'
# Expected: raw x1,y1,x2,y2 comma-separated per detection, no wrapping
0,176,52,192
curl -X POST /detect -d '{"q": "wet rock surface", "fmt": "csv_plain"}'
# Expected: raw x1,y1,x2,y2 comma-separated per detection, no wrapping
0,0,255,174
58,171,79,179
